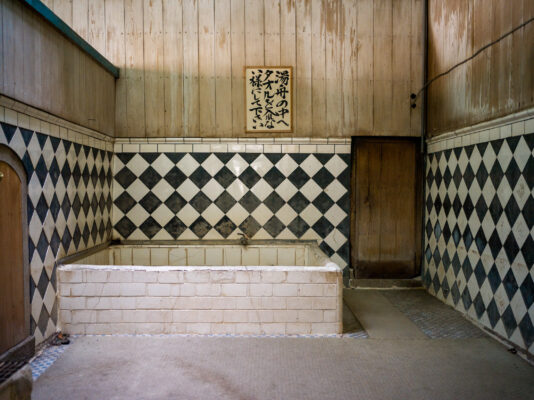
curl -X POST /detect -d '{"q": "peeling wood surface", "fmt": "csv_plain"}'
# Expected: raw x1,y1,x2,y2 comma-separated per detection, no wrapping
43,0,423,138
0,0,115,135
427,0,534,137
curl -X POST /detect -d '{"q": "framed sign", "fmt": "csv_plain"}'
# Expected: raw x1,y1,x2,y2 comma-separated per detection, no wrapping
245,66,292,133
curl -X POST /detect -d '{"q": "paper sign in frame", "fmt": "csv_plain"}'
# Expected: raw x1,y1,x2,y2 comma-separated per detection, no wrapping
244,66,293,134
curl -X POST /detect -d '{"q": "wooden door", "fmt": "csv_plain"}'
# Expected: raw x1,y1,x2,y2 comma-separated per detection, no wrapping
351,138,421,278
0,161,26,354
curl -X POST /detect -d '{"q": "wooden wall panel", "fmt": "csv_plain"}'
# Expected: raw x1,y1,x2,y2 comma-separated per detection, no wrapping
45,0,424,138
163,0,183,137
427,0,534,137
0,0,115,136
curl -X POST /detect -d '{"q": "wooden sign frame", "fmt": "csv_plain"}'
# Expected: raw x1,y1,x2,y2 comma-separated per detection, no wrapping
245,66,293,133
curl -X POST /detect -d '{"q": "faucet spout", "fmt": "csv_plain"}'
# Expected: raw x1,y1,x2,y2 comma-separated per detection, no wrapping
238,232,249,246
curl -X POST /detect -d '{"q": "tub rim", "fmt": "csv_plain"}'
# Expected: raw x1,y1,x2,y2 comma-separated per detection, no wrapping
57,239,336,271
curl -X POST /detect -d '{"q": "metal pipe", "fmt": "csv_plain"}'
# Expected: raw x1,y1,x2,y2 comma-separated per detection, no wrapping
420,0,429,280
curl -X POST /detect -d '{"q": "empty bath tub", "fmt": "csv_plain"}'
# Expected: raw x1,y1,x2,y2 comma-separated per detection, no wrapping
58,240,342,335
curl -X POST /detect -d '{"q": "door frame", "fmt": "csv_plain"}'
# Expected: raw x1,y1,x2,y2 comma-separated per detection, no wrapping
350,136,423,279
0,144,33,361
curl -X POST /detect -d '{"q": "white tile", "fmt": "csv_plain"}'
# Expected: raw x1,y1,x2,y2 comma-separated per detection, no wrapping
126,154,150,177
325,154,348,177
242,247,260,266
277,248,296,266
157,143,175,152
500,124,512,138
177,179,200,201
140,144,157,152
151,248,169,266
210,144,227,152
126,204,150,226
300,155,322,176
205,248,223,265
193,143,210,152
169,248,187,266
479,129,489,143
188,248,205,265
295,248,306,265
227,154,248,176
300,204,322,226
123,143,140,152
275,203,298,224
152,179,175,202
317,144,335,153
176,203,201,225
175,144,193,152
250,179,273,201
281,144,299,153
201,203,225,225
275,179,298,202
512,121,525,136
224,247,242,265
228,144,246,152
246,144,263,153
201,154,225,176
29,116,40,131
4,108,17,125
324,204,346,226
226,203,249,225
226,179,247,201
263,144,281,153
250,154,274,176
274,137,292,143
325,180,346,202
335,144,350,153
259,248,277,266
17,113,30,129
202,179,225,201
251,203,274,225
300,144,316,153
151,153,175,176
275,155,298,176
120,248,133,265
176,154,200,176
300,180,322,201
132,248,150,265
39,120,50,135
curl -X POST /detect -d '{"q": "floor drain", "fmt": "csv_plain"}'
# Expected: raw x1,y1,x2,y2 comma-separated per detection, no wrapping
0,360,27,385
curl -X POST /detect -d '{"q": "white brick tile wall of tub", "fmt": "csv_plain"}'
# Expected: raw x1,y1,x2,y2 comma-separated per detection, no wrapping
57,242,342,335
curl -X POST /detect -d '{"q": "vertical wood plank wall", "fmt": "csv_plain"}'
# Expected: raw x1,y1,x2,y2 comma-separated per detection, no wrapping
427,0,534,137
0,0,116,136
42,0,424,138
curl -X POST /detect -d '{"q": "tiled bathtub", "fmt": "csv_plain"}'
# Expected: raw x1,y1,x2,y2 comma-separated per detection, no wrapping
58,241,342,335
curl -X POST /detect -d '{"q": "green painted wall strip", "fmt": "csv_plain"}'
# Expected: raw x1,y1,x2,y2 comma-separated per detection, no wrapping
20,0,120,78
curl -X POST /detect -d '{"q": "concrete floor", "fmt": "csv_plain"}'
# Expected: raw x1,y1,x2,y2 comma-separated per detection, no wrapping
34,290,534,400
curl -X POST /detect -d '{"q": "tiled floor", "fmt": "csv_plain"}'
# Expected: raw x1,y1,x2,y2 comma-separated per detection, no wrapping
30,340,73,381
382,290,486,339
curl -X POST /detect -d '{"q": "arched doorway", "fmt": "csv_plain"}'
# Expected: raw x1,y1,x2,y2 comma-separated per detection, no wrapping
0,144,32,360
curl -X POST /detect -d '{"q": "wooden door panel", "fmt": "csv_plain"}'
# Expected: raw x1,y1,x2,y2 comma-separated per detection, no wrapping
0,161,26,354
351,139,420,278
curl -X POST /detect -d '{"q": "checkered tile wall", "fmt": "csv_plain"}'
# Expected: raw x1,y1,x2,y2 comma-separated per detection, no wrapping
424,128,534,354
112,151,351,272
0,122,113,343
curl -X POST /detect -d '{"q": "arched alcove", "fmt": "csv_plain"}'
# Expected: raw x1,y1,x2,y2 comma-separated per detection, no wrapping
0,144,33,362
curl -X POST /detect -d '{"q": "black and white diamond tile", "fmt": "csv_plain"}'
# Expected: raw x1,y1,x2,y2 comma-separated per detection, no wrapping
113,152,351,269
0,122,113,343
424,131,534,354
